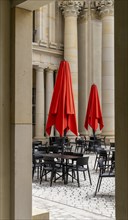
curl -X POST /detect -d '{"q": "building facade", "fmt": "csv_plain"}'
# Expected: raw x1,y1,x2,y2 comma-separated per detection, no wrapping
32,0,114,139
0,0,128,220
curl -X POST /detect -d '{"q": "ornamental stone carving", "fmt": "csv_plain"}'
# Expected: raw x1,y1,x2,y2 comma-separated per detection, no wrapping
79,0,100,22
79,1,89,22
94,0,114,17
58,0,84,17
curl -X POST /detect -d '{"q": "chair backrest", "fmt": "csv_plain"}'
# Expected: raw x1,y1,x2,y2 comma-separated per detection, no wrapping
47,146,59,153
38,146,48,153
99,149,107,160
110,142,115,150
76,156,89,166
98,158,115,175
111,151,115,163
43,157,55,167
76,139,84,146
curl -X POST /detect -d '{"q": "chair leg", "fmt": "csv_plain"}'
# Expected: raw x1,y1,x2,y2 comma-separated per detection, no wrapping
76,170,80,187
40,168,44,184
93,154,98,169
83,171,86,180
97,177,102,192
87,167,92,185
50,171,53,187
50,170,56,187
94,176,100,196
32,165,35,179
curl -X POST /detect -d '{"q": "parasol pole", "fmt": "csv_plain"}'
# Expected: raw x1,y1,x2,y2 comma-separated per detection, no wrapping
61,129,67,153
93,129,96,140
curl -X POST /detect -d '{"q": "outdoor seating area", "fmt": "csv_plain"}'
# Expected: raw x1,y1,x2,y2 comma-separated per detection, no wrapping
32,137,115,220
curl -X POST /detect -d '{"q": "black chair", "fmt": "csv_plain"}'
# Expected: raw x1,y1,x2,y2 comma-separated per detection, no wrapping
94,159,115,196
94,148,107,170
110,142,115,150
47,146,59,153
75,138,85,153
71,156,92,187
32,152,44,180
40,157,63,186
32,144,48,180
40,157,56,186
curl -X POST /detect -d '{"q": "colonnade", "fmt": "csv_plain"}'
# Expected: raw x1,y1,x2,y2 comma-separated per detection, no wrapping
33,0,115,139
34,66,55,138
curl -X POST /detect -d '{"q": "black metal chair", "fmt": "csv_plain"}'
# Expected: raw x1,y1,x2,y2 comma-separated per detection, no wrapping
94,148,107,170
75,138,85,153
40,158,56,186
71,156,92,187
32,143,48,180
94,158,115,196
40,157,63,186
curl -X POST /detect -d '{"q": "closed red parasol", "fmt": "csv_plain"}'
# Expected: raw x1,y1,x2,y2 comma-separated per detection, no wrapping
84,84,104,132
46,60,78,137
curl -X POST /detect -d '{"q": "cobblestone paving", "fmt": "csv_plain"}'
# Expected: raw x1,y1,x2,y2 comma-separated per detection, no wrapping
32,154,115,220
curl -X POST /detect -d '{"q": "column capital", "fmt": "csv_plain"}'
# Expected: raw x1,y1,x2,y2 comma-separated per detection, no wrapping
95,0,114,17
79,1,100,22
46,67,55,73
58,0,84,17
33,63,48,71
79,1,88,22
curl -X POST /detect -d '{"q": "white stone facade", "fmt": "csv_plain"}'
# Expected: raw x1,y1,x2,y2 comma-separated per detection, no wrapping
32,0,115,138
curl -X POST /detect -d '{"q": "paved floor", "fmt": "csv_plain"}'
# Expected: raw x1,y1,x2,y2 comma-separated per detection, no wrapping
32,154,115,220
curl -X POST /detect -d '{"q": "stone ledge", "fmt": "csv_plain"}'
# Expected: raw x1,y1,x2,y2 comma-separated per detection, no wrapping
32,208,49,220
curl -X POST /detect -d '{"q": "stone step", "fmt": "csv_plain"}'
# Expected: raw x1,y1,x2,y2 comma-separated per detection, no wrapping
32,208,49,220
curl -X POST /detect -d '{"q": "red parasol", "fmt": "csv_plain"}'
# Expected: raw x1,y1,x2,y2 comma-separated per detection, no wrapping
84,84,104,132
46,60,78,137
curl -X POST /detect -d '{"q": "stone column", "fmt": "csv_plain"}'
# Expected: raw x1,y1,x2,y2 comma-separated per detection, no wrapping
35,67,45,138
0,0,10,219
45,67,54,136
78,1,102,135
115,1,128,219
10,7,32,220
58,0,84,121
98,0,114,136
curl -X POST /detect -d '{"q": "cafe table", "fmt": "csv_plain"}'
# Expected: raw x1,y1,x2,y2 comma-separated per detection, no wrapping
41,153,82,184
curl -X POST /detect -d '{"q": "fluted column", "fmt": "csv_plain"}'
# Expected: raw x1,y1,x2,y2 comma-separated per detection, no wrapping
78,1,102,135
98,0,114,135
35,67,45,138
45,67,54,136
58,0,84,122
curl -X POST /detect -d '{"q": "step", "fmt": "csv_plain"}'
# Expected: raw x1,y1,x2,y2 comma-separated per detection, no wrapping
32,208,49,220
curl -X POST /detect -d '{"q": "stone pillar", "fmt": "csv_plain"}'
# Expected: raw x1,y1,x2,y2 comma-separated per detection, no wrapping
49,2,55,44
115,1,128,219
35,8,41,42
0,0,10,219
45,67,54,136
35,67,45,138
40,5,49,45
98,0,114,136
78,1,102,135
10,7,32,220
58,0,84,121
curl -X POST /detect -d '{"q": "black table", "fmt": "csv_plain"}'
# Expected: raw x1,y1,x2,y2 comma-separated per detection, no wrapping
41,153,82,184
